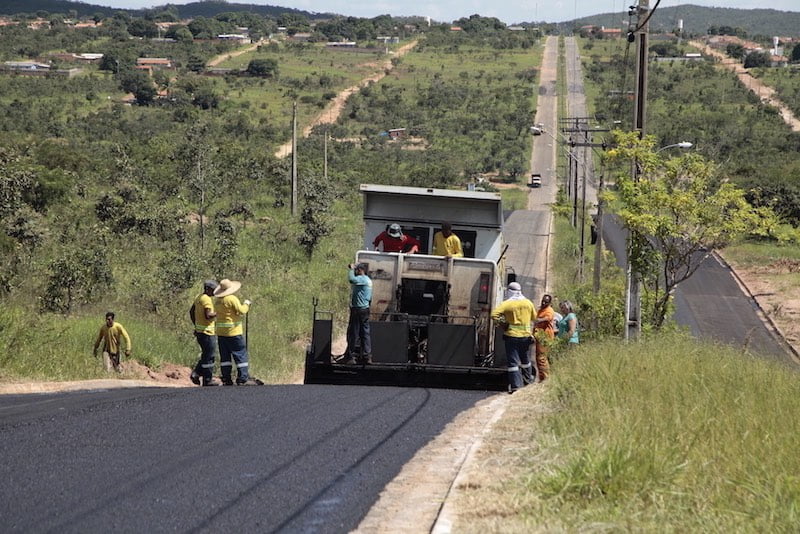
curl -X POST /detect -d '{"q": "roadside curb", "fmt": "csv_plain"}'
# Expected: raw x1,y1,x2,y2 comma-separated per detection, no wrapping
431,394,510,533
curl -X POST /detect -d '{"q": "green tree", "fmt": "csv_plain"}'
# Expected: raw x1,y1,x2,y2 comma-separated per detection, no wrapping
298,173,334,256
604,131,774,329
119,70,157,104
725,43,746,61
790,44,800,63
246,58,279,78
41,246,114,315
743,51,770,68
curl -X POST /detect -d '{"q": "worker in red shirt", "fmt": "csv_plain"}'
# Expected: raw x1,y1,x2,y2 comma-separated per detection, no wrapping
373,223,421,253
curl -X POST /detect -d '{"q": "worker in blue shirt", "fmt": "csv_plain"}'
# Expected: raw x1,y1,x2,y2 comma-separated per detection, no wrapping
343,262,373,364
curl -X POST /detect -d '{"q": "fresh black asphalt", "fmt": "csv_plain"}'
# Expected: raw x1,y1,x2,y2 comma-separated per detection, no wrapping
0,384,492,533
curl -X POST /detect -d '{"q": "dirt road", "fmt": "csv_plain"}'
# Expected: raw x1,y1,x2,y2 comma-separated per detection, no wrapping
274,40,419,159
690,41,800,132
206,40,264,67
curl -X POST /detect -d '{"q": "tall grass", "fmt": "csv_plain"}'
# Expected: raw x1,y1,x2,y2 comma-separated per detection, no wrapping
456,334,800,532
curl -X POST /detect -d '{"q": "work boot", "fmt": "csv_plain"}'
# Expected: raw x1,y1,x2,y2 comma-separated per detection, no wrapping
202,378,222,387
342,356,357,365
359,354,373,365
190,371,201,386
236,377,264,386
221,378,234,386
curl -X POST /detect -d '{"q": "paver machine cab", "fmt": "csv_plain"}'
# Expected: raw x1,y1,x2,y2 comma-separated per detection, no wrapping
305,184,514,391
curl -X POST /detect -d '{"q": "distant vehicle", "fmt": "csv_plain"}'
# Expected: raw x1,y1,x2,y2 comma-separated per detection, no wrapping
530,173,542,188
530,124,544,135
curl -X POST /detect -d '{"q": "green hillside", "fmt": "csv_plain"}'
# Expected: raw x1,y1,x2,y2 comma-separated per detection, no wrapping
563,4,800,38
0,0,325,20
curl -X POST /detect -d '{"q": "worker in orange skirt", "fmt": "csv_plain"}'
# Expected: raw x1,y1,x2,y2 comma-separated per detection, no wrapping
533,294,555,381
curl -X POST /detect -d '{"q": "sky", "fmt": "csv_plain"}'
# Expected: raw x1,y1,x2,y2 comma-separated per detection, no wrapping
95,1,800,24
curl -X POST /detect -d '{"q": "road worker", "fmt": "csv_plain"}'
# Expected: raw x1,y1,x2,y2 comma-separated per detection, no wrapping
533,294,556,381
342,263,373,365
432,222,463,257
190,280,221,387
214,279,260,385
491,282,535,393
93,311,131,373
373,223,420,253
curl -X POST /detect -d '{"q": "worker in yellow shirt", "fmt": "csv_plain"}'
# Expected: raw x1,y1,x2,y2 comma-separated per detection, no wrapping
490,282,535,393
214,279,260,386
190,280,221,387
432,222,464,257
93,311,131,373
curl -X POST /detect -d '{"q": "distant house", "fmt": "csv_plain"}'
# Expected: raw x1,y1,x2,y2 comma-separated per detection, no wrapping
771,54,789,67
290,32,313,41
450,26,463,32
388,128,406,140
217,34,250,44
75,53,103,62
326,41,357,48
3,61,50,71
1,61,80,77
136,58,173,70
507,26,526,31
600,27,622,38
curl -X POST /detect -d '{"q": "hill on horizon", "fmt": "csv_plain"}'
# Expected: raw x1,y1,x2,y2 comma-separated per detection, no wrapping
1,1,799,38
553,4,800,38
0,0,328,20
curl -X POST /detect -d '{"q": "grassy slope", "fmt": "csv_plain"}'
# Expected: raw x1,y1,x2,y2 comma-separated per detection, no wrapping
453,334,800,532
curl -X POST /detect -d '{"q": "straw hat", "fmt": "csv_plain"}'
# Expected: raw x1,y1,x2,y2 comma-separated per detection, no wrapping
213,279,241,298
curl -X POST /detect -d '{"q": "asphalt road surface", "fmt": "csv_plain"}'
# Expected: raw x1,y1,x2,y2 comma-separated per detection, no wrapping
0,385,491,533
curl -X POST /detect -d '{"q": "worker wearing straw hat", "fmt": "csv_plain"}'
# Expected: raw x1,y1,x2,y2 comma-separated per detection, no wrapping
214,278,257,386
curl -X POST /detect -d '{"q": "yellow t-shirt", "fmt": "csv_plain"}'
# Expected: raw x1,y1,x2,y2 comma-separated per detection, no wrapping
94,322,132,354
215,295,250,337
432,232,464,257
193,293,215,335
491,299,536,338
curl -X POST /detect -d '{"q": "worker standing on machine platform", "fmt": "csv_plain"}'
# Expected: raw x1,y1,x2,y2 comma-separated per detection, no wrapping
491,282,536,393
373,223,420,254
432,222,463,257
343,263,373,365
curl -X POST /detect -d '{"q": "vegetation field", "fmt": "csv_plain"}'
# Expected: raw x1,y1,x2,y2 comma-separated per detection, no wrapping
336,34,543,185
0,18,543,384
214,41,386,127
751,66,800,120
453,333,800,532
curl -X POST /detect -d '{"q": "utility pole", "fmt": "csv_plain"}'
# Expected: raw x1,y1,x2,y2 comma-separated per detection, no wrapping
625,0,649,342
592,171,605,293
323,127,328,181
291,101,298,216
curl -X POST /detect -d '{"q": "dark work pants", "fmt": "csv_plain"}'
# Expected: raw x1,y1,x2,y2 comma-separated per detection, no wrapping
345,307,372,358
218,335,249,383
504,335,533,390
193,333,217,381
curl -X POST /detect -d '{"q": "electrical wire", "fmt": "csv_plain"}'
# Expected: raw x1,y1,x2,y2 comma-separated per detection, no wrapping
630,0,662,34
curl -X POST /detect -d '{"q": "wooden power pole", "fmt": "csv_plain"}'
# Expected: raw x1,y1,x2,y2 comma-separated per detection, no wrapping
291,101,298,216
625,0,649,342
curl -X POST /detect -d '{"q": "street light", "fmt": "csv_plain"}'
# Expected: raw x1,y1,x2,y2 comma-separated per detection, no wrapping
655,141,692,153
